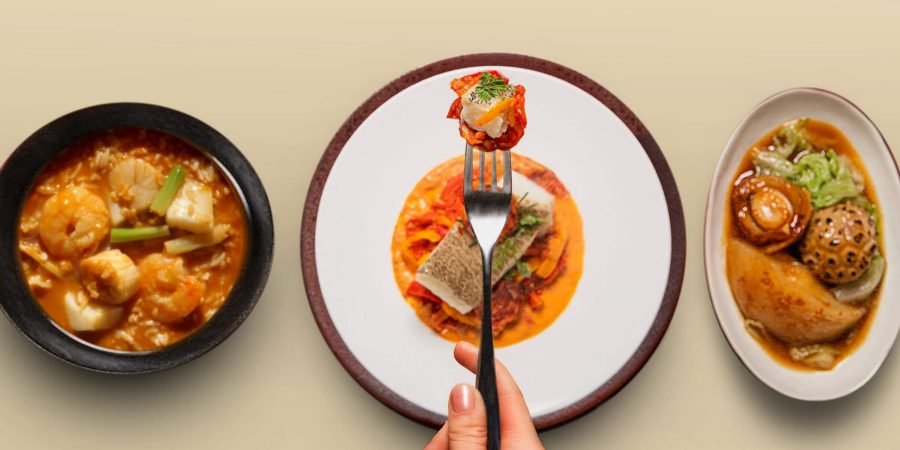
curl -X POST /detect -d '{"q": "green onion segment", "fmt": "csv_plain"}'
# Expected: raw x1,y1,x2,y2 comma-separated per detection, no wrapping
150,165,186,215
110,226,170,244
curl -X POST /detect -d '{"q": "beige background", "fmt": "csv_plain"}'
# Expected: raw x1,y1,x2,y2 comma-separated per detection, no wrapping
1,1,899,448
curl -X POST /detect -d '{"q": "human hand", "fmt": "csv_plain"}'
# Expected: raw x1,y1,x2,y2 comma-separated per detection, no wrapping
425,341,545,450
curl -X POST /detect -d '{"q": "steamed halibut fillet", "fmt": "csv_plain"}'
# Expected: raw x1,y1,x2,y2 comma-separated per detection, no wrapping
726,237,866,345
415,173,554,314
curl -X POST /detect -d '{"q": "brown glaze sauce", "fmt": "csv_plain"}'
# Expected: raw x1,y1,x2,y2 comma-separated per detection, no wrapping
725,119,883,370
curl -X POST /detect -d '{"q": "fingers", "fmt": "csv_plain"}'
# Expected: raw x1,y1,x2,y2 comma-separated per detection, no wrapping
446,383,488,450
424,422,448,450
454,341,542,446
427,342,544,450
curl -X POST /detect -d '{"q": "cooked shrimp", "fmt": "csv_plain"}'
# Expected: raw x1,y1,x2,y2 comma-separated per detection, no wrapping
38,186,110,259
109,157,161,212
80,249,140,305
138,253,205,323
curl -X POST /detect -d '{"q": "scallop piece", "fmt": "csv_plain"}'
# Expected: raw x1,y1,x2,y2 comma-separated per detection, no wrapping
726,237,865,345
108,157,162,212
64,290,124,332
731,175,812,253
80,249,140,305
799,203,877,284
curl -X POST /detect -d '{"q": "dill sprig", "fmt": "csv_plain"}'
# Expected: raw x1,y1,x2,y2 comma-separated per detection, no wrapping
473,72,515,102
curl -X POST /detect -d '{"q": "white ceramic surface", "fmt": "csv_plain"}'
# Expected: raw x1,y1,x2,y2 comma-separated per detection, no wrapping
705,88,900,401
315,66,674,417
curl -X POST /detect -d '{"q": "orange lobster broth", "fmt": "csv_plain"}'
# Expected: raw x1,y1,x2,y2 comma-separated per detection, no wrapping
17,129,247,351
391,155,584,347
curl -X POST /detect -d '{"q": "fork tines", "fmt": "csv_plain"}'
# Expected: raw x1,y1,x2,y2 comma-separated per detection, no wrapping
463,145,512,194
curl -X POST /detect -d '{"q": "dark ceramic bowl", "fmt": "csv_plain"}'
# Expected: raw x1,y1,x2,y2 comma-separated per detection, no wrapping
0,103,274,374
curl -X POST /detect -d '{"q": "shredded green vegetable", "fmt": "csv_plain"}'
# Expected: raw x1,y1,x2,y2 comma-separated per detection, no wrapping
110,226,170,243
753,119,865,209
150,165,185,215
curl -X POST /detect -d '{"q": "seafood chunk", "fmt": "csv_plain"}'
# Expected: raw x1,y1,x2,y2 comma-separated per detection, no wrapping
415,173,553,314
64,290,123,331
138,253,205,323
80,249,140,305
109,157,161,212
39,186,110,259
726,237,865,345
164,224,231,255
447,70,527,151
19,240,67,278
415,223,482,314
459,85,513,139
731,175,812,253
166,179,214,234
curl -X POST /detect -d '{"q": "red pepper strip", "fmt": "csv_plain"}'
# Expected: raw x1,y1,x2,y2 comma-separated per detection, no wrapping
407,281,443,303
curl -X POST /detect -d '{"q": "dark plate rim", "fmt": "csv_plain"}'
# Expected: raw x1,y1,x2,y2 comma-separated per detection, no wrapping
300,53,686,430
0,102,274,374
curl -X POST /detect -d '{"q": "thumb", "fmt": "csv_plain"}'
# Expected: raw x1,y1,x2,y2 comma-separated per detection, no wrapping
447,384,488,450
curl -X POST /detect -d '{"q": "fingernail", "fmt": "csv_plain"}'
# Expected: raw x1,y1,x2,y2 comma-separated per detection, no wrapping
458,341,476,352
451,384,475,413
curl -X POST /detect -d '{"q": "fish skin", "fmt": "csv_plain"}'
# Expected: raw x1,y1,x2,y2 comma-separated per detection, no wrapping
415,173,554,314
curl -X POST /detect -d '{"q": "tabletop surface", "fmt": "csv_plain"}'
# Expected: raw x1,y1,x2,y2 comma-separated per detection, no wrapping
2,1,899,449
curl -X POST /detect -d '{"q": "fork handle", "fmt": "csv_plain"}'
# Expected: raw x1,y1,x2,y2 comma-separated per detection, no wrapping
476,249,501,450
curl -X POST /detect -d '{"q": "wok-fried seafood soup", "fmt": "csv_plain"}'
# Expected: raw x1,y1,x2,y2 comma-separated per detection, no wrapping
17,128,246,351
726,118,884,370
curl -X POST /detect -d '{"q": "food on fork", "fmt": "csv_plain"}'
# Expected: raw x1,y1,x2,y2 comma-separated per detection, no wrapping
17,128,247,351
392,155,583,346
447,70,527,151
724,118,885,370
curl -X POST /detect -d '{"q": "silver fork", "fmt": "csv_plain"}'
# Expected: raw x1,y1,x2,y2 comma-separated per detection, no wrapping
463,143,512,450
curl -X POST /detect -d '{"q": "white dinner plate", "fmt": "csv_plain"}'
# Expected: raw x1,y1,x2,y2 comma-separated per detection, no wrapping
705,88,900,400
302,54,685,429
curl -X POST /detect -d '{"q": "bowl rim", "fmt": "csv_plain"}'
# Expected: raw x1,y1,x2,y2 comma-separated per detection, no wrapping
300,52,686,430
0,102,274,374
703,87,899,400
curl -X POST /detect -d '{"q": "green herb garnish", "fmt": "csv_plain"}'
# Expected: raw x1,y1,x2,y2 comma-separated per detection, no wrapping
753,119,866,209
491,203,545,272
473,72,515,102
514,260,532,277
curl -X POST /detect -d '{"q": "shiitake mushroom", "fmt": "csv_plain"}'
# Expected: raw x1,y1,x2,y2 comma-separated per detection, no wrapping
731,175,813,253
